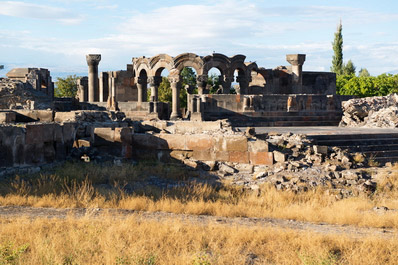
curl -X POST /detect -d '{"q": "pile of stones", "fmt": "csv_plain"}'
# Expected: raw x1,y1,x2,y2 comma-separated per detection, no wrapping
340,93,398,128
0,78,52,109
189,132,377,198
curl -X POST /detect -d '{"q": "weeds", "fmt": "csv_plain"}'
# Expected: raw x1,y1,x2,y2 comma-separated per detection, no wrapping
0,241,29,265
1,161,398,228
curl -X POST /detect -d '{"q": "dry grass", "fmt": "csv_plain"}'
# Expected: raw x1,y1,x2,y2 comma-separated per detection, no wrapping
0,215,397,265
1,161,398,229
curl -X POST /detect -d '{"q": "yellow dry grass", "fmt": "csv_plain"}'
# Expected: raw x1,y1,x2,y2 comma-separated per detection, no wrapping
0,161,398,229
0,215,397,265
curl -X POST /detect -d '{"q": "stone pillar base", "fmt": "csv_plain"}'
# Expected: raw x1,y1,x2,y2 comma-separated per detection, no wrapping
190,112,203,122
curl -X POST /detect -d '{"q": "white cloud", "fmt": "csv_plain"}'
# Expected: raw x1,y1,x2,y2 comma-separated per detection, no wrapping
0,1,83,24
2,1,398,75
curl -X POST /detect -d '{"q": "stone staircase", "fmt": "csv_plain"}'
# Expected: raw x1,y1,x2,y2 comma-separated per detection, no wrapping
308,133,398,165
207,111,343,127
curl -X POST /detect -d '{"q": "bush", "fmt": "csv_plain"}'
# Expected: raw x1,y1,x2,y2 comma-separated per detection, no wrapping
337,73,398,97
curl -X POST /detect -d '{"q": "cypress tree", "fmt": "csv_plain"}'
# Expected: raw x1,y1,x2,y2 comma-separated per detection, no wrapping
331,21,343,75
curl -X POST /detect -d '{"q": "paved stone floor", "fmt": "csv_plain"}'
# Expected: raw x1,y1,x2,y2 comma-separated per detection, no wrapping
240,126,398,136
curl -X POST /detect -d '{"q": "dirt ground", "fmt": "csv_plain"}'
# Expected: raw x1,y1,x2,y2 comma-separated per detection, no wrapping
0,206,395,239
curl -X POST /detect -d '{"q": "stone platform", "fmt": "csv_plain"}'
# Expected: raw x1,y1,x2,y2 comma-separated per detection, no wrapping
249,126,398,136
247,126,398,165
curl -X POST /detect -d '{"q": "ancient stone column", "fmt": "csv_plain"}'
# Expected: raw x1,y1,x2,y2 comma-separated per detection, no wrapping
86,54,101,103
236,75,250,95
99,72,109,103
223,76,234,94
196,75,208,95
169,76,181,120
136,76,148,103
286,54,306,88
77,77,88,102
148,76,162,102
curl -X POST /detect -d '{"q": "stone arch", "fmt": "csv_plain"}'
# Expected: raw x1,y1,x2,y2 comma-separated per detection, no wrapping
229,55,249,94
133,56,151,78
149,54,175,76
173,53,204,75
229,54,247,76
202,53,229,76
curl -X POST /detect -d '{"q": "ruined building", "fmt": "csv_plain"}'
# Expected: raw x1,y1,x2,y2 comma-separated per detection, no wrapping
78,53,351,126
6,68,54,98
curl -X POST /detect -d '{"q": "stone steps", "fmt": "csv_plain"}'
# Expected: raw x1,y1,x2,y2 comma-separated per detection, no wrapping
207,111,342,127
309,133,398,165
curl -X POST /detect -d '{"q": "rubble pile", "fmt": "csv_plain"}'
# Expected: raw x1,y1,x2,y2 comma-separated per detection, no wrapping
340,94,398,128
0,78,52,110
184,132,376,198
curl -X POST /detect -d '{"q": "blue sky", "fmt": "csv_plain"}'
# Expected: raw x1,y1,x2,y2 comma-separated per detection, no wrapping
1,0,398,78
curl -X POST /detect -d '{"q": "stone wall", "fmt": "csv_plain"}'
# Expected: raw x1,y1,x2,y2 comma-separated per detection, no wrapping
302,72,336,95
0,123,76,167
131,133,273,166
188,94,351,115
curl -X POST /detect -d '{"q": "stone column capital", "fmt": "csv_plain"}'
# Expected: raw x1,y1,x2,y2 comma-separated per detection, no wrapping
236,75,250,83
86,54,101,66
225,76,234,83
148,76,162,85
168,76,180,83
286,54,306,66
196,75,208,83
137,76,147,84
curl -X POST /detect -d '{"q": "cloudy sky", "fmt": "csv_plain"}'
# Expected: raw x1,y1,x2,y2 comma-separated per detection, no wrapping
1,0,398,78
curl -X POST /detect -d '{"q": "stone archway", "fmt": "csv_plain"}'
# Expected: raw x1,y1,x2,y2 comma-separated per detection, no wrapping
203,53,230,94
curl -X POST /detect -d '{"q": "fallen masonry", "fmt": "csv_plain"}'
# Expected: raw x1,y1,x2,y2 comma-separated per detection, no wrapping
0,112,389,199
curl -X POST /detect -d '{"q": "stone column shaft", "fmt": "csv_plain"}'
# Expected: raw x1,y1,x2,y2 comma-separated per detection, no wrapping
137,76,147,103
169,76,181,120
223,76,234,94
236,75,250,95
286,54,306,87
196,75,208,95
86,54,101,103
148,76,162,102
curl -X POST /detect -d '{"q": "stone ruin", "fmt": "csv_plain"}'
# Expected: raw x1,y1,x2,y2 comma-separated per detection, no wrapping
4,52,389,198
77,53,352,126
0,68,54,110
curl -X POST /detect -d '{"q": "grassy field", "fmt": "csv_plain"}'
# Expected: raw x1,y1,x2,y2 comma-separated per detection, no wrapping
1,161,398,229
0,215,397,265
1,161,398,264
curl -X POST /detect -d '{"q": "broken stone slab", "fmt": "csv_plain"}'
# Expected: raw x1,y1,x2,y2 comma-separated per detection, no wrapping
218,163,236,174
273,151,286,163
313,145,328,155
0,111,16,123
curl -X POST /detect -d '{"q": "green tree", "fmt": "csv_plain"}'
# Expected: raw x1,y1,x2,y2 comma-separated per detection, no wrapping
337,73,398,97
358,68,370,77
157,77,172,103
331,21,343,75
55,75,79,97
207,73,221,94
343,60,356,75
156,67,197,109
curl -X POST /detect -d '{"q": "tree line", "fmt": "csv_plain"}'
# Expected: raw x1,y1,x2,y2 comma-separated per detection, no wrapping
331,21,398,97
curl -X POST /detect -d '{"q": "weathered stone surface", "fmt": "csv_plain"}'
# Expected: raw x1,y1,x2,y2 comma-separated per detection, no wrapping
225,136,248,152
0,112,16,123
229,151,249,164
249,152,273,165
248,139,269,152
211,151,228,162
192,150,212,161
186,135,213,151
94,127,115,143
313,145,328,155
159,134,187,150
340,94,398,128
273,151,286,163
